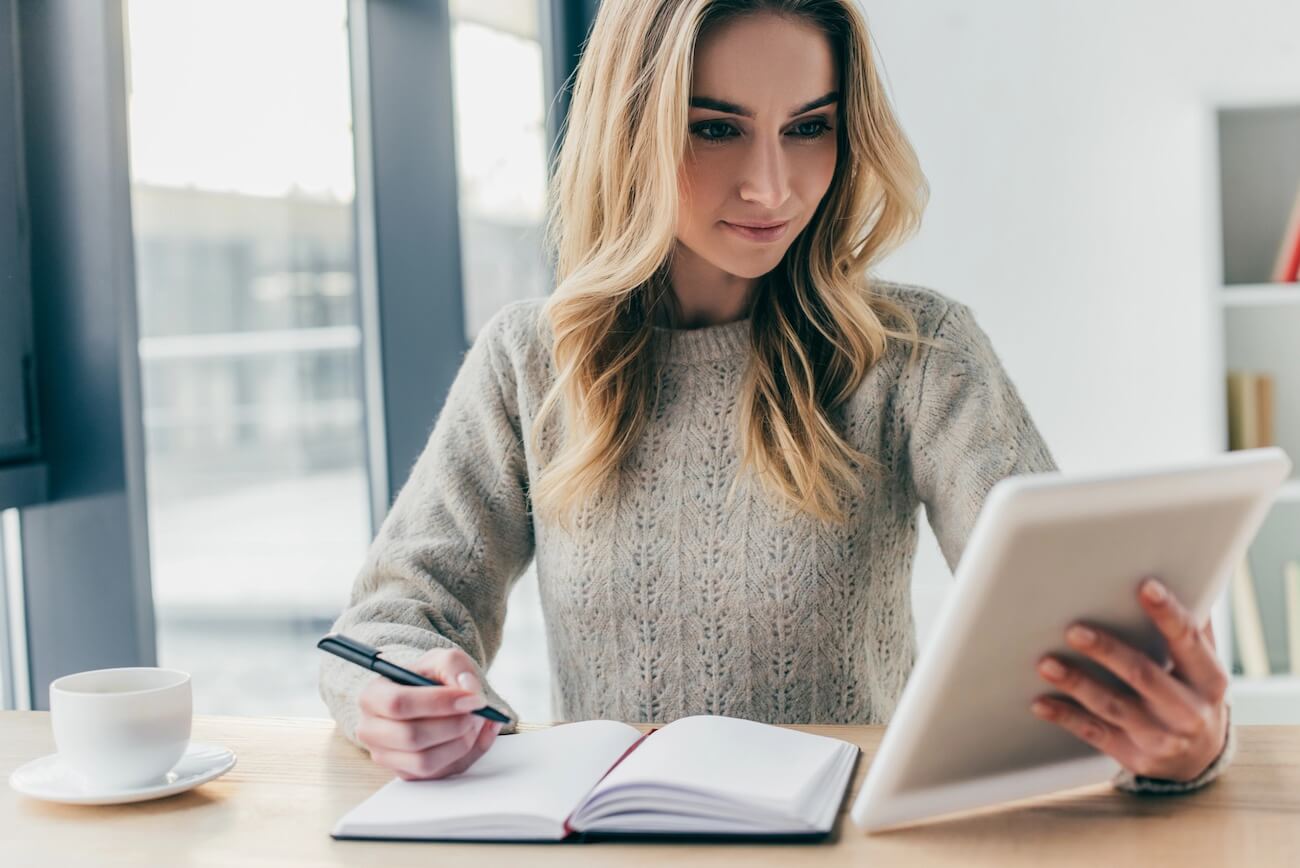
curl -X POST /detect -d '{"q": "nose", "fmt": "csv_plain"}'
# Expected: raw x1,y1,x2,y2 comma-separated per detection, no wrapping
736,132,791,210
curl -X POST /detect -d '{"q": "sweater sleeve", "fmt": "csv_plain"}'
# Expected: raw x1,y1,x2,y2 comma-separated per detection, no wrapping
906,300,1059,574
907,299,1233,795
318,305,535,745
1111,706,1237,795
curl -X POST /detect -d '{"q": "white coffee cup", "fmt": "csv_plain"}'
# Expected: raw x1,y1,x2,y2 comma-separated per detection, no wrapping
48,667,192,791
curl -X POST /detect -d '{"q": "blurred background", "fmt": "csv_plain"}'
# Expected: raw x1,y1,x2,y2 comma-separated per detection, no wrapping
0,0,1298,726
121,0,551,716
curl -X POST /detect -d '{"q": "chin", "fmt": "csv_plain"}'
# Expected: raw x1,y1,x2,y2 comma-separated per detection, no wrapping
713,250,789,280
729,264,776,279
732,259,786,280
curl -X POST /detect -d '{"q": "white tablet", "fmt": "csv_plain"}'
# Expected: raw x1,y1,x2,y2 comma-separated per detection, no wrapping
851,446,1293,833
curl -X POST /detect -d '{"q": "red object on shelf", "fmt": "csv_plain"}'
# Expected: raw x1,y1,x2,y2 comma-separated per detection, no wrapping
1273,181,1300,283
1282,236,1300,282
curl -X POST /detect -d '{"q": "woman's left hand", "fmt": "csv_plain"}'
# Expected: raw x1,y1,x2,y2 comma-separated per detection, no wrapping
1031,576,1230,782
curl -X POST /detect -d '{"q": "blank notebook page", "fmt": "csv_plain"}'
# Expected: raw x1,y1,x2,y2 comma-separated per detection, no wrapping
332,720,643,838
587,715,848,813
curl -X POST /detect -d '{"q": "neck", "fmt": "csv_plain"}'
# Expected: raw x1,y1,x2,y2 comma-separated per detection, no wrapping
663,242,759,329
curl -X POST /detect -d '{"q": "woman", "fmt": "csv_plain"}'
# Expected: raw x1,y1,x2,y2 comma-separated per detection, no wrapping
320,0,1233,792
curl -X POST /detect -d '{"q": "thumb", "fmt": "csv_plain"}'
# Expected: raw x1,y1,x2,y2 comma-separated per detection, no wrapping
411,647,484,696
454,670,483,695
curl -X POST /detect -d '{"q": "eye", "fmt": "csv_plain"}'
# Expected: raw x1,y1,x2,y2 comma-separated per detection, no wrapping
690,120,738,143
789,118,833,140
688,116,834,145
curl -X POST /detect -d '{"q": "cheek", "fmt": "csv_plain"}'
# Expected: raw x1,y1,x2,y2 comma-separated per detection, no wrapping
676,157,726,235
796,144,838,204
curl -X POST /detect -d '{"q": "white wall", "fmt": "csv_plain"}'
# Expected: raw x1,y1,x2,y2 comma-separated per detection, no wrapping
494,4,1300,720
854,0,1300,647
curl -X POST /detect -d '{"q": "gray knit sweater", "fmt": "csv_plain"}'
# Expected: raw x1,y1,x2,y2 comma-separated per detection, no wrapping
319,279,1234,794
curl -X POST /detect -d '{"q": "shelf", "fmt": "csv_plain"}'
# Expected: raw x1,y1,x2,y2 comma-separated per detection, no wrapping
1216,106,1300,285
1220,284,1300,306
1228,675,1300,724
1221,304,1298,488
1231,674,1300,691
1214,104,1300,727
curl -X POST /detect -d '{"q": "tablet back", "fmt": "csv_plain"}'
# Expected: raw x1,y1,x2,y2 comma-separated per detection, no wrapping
852,446,1292,832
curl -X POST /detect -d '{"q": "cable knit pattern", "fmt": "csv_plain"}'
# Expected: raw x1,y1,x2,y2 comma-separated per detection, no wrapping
318,279,1233,795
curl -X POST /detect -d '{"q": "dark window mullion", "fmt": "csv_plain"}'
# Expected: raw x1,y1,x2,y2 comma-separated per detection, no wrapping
0,0,38,470
350,0,469,512
15,0,156,708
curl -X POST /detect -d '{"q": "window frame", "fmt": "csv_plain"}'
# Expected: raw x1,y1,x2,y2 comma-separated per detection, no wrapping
353,0,593,516
10,0,157,709
1,0,598,709
0,0,45,508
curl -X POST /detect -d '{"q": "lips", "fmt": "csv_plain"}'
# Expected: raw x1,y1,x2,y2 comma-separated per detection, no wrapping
722,220,791,243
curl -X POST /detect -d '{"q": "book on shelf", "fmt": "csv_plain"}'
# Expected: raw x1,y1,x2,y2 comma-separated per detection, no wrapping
1287,561,1300,676
1232,557,1271,678
1225,370,1275,451
1224,371,1293,678
1273,178,1300,283
330,715,860,843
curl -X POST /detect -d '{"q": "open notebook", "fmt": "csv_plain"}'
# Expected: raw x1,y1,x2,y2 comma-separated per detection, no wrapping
332,715,860,842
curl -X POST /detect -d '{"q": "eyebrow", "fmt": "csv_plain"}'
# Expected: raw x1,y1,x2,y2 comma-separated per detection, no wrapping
688,90,839,119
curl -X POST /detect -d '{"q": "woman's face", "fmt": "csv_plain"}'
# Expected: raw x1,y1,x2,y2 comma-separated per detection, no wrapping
676,12,840,280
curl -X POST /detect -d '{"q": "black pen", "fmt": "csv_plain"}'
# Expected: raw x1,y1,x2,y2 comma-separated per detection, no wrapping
317,633,512,724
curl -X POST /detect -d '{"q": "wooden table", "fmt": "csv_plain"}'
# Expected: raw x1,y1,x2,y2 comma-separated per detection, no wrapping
3,712,1299,866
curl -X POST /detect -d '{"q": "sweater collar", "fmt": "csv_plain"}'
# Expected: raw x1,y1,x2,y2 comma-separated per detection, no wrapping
649,317,751,364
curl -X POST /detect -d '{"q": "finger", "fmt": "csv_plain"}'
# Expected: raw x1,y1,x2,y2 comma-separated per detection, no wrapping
372,719,485,781
413,646,487,696
1036,656,1190,759
1138,577,1230,704
360,679,486,721
356,711,479,753
1040,657,1175,753
438,719,503,778
1031,697,1148,772
1065,622,1209,736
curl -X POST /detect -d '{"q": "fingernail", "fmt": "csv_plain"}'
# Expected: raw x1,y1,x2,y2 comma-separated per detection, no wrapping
1067,625,1096,647
1031,700,1055,719
457,672,481,693
491,721,504,735
1039,658,1067,680
1142,578,1167,603
454,694,486,712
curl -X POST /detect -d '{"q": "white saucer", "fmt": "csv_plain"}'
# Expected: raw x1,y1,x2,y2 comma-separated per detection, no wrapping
8,741,237,805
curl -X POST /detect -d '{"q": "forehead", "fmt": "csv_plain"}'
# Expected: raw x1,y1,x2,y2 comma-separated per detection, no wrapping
691,12,838,111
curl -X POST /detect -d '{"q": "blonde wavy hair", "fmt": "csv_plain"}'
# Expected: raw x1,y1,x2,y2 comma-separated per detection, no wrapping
530,0,938,529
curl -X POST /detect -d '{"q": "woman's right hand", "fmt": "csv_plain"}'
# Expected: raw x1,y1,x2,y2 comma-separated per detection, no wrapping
355,646,504,780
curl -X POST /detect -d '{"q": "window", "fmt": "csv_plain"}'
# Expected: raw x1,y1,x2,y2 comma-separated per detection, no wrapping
450,0,553,341
0,513,7,710
0,508,25,710
119,0,565,722
124,0,368,715
448,0,553,721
